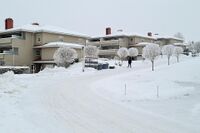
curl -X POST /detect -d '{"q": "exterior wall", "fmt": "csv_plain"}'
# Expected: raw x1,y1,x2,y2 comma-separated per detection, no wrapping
134,46,143,55
41,47,82,61
169,39,183,44
4,32,34,66
36,32,86,45
88,37,129,58
131,36,155,45
41,48,57,61
88,36,155,59
157,39,183,47
119,37,129,47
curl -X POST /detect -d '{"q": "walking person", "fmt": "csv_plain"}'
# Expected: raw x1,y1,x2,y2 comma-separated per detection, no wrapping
128,56,132,68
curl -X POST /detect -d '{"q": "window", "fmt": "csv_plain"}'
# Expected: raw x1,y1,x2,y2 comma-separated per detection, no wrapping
36,34,41,44
12,47,19,55
35,50,41,56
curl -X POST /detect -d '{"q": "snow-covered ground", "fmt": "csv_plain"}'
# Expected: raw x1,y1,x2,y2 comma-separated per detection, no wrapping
0,55,200,133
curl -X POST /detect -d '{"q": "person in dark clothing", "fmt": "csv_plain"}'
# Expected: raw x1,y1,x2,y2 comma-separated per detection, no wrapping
128,56,132,68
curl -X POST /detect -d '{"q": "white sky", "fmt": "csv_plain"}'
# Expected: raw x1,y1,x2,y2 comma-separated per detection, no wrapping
0,0,200,41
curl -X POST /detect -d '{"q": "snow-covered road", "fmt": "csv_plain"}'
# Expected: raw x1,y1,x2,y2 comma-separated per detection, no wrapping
0,56,200,133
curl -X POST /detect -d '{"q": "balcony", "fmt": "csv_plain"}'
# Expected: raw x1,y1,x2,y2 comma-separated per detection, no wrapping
99,49,118,55
0,38,12,44
88,40,120,47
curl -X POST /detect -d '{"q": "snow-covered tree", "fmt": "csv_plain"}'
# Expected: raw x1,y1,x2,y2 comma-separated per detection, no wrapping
117,47,129,64
190,42,200,55
128,48,138,57
174,32,184,40
161,45,175,65
196,42,200,53
142,43,160,71
53,47,77,67
84,45,99,58
173,47,183,62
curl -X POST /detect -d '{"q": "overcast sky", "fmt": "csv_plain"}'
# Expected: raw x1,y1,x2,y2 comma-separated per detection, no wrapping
0,0,200,41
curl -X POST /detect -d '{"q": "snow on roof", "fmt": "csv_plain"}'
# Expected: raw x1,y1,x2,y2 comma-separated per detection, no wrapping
91,31,157,40
155,35,184,41
173,43,189,46
135,42,157,46
0,24,89,38
34,42,84,49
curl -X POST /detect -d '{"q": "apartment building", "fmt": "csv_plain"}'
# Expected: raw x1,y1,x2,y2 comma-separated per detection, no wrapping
88,28,184,58
0,18,89,72
156,36,184,47
87,28,156,58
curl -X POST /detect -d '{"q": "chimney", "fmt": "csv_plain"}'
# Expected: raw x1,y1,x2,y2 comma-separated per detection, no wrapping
147,32,152,37
32,22,39,26
106,27,111,35
5,18,13,30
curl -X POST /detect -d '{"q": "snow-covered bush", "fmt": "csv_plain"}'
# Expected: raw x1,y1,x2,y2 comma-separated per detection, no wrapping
128,48,138,57
117,47,128,64
53,47,77,68
161,45,175,65
84,45,99,58
173,47,183,62
190,42,200,55
142,43,160,71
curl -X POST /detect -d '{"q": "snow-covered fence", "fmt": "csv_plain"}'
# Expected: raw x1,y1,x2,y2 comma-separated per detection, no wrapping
0,66,30,74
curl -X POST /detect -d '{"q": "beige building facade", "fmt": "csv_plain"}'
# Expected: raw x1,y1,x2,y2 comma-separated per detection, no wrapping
0,19,88,72
87,28,156,58
88,28,184,58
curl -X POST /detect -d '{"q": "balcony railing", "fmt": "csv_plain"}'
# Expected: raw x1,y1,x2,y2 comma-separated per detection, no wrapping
0,38,12,44
88,40,120,47
98,49,118,55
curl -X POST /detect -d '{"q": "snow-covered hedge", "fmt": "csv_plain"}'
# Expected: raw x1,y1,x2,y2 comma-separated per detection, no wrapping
53,47,78,68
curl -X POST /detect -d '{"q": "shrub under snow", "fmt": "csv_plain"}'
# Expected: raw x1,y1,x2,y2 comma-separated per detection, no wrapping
142,43,160,71
84,45,99,58
117,47,129,64
161,45,175,65
190,42,200,55
53,47,77,68
173,47,183,62
128,48,138,57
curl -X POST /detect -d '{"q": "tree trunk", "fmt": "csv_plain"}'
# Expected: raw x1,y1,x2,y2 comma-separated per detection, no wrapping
177,56,179,63
168,56,170,65
151,60,154,71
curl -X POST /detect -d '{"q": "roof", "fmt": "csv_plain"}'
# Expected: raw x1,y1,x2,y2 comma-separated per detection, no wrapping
173,43,189,46
135,42,152,46
91,32,157,40
34,42,84,49
135,42,157,47
0,24,89,38
155,35,184,41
